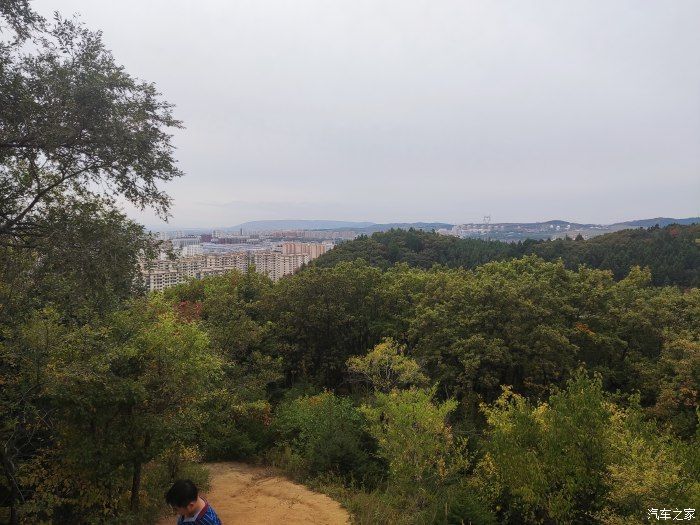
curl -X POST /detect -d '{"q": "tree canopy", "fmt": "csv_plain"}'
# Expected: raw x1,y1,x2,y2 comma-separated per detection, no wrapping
313,225,700,287
0,7,181,247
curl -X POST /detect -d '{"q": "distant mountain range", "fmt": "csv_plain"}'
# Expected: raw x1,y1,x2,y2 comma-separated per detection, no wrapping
609,217,700,229
153,217,699,236
229,220,374,231
227,217,698,232
334,222,454,234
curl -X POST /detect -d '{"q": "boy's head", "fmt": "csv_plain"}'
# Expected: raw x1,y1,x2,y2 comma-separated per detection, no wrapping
165,479,199,517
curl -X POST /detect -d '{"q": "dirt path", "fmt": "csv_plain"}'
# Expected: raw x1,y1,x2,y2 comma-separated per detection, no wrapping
157,462,350,525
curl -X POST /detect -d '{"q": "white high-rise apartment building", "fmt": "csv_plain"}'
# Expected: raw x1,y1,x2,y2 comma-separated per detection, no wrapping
141,249,318,292
170,236,201,249
181,244,203,257
251,252,309,282
281,242,332,259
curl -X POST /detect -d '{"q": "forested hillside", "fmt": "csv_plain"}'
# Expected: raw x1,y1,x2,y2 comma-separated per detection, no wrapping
1,2,698,524
161,259,700,524
313,224,700,287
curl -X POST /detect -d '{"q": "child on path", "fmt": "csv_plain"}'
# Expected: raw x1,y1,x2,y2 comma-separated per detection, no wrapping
165,479,222,525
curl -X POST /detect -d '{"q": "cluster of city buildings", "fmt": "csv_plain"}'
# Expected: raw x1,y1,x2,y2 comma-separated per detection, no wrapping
142,231,333,291
437,221,607,241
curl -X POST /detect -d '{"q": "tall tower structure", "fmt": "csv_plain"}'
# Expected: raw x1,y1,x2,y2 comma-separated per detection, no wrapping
483,215,492,240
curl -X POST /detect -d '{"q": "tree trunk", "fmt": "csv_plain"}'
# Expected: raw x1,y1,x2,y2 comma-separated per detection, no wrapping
1,448,20,525
130,461,142,511
10,504,18,525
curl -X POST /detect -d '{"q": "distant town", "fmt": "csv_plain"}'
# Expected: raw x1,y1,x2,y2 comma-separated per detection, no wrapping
142,216,698,291
142,229,338,291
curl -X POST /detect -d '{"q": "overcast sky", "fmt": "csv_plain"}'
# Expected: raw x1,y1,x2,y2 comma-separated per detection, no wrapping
35,0,700,227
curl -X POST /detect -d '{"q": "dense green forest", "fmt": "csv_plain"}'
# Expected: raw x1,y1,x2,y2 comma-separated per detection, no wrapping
1,2,698,524
312,225,700,287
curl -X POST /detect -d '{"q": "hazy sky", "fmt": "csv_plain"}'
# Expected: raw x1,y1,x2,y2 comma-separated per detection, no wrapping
35,0,700,227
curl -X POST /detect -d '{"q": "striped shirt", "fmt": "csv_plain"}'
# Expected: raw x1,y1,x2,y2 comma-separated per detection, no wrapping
177,501,222,525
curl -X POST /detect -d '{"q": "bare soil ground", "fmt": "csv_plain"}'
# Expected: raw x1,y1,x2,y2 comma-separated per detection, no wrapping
157,462,350,525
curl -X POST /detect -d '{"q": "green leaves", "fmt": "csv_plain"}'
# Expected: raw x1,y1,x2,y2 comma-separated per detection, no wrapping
347,338,428,393
361,388,469,497
476,372,699,524
1,11,182,246
264,261,384,387
38,298,222,517
272,391,373,479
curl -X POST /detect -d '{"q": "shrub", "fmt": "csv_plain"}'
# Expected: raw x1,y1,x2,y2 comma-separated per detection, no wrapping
361,388,469,500
597,399,700,522
475,371,700,524
431,485,498,525
475,371,610,523
199,393,273,460
271,391,379,482
17,445,209,525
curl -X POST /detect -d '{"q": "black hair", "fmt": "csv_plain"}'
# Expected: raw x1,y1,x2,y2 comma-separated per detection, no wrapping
165,479,198,507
